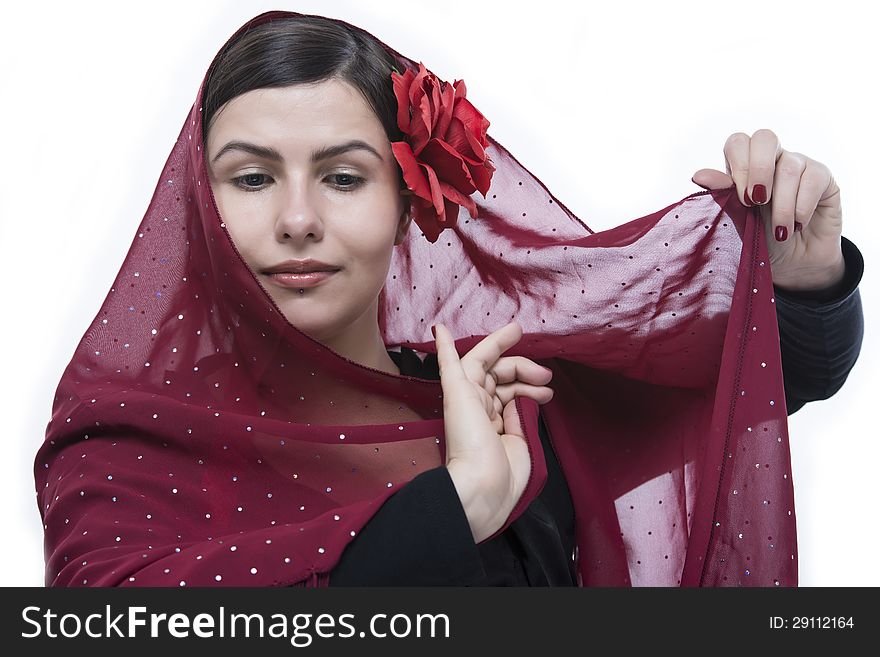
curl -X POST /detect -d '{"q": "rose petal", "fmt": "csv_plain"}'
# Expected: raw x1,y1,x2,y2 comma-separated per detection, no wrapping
423,164,446,217
411,197,443,243
392,67,416,135
461,130,494,196
469,160,493,197
442,115,474,161
462,127,486,162
421,138,477,195
438,179,477,218
391,141,432,202
435,80,455,138
428,79,442,132
442,196,461,229
453,97,490,145
454,78,467,102
409,62,430,110
408,91,432,154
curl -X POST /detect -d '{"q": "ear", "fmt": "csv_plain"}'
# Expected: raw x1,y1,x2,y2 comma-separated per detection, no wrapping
394,193,413,245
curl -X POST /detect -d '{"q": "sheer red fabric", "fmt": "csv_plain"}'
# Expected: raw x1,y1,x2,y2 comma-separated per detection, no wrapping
34,10,796,587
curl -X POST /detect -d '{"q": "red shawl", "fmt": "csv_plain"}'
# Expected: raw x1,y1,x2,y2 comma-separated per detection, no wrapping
34,10,796,587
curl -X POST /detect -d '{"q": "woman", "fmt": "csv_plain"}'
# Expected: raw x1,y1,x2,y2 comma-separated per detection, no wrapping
34,10,863,587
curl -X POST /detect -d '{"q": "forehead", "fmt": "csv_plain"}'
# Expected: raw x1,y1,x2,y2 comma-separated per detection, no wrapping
207,79,385,146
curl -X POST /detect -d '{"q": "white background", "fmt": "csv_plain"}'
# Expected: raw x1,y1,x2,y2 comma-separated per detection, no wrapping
1,0,876,586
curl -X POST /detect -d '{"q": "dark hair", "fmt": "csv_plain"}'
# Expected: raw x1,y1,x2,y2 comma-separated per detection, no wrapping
202,15,406,190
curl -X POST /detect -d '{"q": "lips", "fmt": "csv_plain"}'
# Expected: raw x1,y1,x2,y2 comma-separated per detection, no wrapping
262,261,341,275
266,270,338,289
265,265,340,274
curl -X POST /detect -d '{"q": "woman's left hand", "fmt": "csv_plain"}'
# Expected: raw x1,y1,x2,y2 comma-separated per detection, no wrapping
691,128,846,292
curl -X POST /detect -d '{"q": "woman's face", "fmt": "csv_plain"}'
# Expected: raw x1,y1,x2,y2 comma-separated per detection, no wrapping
205,79,411,346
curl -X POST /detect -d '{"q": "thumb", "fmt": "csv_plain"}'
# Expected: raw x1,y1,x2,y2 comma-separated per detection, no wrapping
501,396,525,441
432,324,467,386
691,168,734,191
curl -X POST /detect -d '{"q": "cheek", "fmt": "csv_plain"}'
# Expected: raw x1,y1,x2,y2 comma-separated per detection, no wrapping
337,218,397,276
339,242,390,292
215,194,264,272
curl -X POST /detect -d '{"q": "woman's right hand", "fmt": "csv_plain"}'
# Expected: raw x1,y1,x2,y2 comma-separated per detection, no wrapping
432,320,554,543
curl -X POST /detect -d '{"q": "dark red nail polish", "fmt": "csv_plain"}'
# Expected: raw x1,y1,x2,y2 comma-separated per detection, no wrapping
775,225,788,242
743,187,753,206
751,184,767,204
431,324,436,338
794,221,803,232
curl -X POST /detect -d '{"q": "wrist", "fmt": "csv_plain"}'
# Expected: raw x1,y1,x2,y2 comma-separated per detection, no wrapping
773,252,846,295
446,463,493,543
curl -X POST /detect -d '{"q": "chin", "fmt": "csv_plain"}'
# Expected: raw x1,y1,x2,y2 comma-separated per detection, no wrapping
278,310,339,343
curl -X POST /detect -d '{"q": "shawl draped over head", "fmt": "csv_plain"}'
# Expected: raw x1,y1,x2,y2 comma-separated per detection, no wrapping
34,9,796,587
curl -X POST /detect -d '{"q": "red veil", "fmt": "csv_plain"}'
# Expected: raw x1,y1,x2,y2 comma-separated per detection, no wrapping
34,10,796,587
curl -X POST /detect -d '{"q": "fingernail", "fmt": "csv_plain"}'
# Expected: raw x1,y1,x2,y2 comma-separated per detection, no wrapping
775,225,788,242
743,187,753,206
794,221,803,232
431,324,437,338
751,184,767,204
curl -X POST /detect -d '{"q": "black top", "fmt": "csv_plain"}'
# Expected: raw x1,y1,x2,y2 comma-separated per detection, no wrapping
328,236,865,586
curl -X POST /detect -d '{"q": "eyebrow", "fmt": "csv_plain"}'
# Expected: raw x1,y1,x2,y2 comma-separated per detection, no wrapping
210,139,384,165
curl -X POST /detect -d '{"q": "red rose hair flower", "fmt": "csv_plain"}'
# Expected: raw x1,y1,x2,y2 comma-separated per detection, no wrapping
390,62,496,243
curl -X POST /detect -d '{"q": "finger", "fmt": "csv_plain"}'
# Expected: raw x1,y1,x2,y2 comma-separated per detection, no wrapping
432,323,469,387
792,160,831,234
769,151,807,243
492,393,503,418
723,132,752,206
500,399,526,447
690,168,734,191
494,381,555,407
434,323,498,462
483,369,498,398
746,128,781,209
482,388,504,435
459,321,523,385
489,356,553,388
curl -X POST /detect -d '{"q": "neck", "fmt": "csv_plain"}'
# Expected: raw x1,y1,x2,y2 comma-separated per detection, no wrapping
309,307,400,377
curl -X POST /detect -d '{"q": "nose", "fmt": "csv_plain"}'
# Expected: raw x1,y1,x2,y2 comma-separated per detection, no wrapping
274,178,325,243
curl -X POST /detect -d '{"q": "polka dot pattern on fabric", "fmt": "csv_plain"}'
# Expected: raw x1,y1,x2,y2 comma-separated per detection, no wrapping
33,10,796,588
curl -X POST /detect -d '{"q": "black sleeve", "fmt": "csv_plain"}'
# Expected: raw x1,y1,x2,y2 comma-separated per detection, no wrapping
327,465,488,586
773,235,865,415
